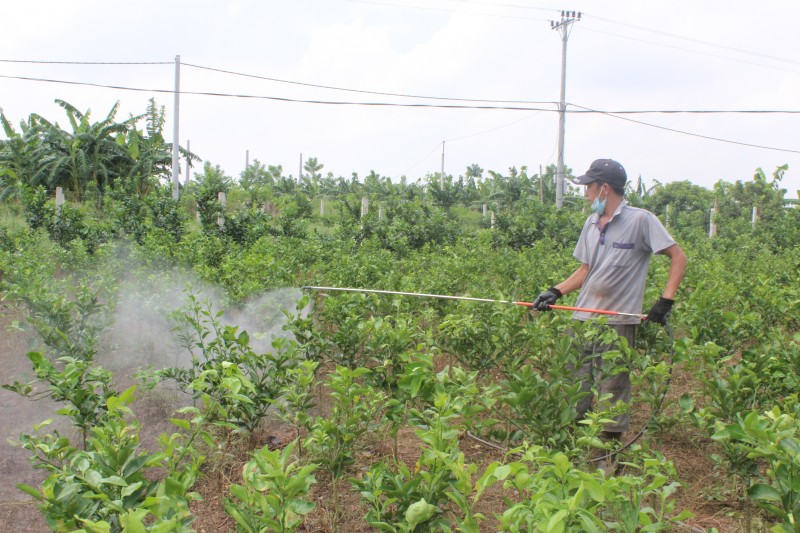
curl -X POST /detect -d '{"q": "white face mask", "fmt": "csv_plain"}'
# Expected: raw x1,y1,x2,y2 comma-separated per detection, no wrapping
590,185,607,215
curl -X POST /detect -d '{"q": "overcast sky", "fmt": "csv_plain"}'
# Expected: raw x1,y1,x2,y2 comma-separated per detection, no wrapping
3,0,799,197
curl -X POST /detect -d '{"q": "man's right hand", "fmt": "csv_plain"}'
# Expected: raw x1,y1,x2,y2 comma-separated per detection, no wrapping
532,287,562,311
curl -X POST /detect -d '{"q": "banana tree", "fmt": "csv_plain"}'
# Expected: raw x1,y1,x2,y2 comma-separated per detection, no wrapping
29,100,134,197
0,112,41,201
124,98,197,197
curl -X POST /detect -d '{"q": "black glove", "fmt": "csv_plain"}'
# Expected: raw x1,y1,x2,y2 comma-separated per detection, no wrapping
647,297,674,325
532,287,562,311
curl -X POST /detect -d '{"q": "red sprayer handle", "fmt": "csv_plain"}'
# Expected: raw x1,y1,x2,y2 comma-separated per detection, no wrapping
513,301,647,320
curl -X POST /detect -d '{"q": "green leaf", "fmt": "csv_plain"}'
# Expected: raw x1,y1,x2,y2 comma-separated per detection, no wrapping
169,418,191,431
578,512,602,533
669,509,695,522
286,498,315,515
224,504,256,532
99,476,128,487
678,393,694,413
749,483,782,502
547,509,568,533
149,518,179,533
119,508,149,533
405,498,437,529
79,518,112,533
16,484,43,501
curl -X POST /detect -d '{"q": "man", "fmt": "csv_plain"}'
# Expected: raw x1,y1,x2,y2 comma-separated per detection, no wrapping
533,158,687,472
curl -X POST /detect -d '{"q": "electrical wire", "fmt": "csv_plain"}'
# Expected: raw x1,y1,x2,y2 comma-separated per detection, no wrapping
444,0,558,13
4,60,800,112
3,72,797,115
0,73,557,110
346,0,549,22
401,111,546,175
570,102,800,155
579,26,800,76
0,59,171,65
2,73,798,155
589,14,800,66
400,143,443,176
438,1,799,67
183,62,557,104
445,112,543,142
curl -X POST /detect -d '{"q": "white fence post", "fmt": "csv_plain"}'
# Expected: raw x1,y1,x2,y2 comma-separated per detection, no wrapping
218,191,226,229
361,197,369,218
55,187,65,215
709,199,718,238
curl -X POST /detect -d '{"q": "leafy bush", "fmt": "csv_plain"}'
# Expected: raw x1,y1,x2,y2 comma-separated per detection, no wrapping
478,445,692,532
225,440,318,533
156,293,302,434
16,388,202,533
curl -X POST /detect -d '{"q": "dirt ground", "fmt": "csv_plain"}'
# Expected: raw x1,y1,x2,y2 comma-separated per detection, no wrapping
0,299,189,533
0,301,51,533
0,297,763,532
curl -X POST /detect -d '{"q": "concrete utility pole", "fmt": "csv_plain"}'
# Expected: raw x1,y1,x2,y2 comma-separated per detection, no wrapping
551,11,580,209
172,55,181,200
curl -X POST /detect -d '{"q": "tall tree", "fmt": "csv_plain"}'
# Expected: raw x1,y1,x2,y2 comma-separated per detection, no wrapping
239,159,274,206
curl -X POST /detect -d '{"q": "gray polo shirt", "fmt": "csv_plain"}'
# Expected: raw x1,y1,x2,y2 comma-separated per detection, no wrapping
572,199,676,324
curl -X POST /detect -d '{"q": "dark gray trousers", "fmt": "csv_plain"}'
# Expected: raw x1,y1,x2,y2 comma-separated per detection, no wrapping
573,323,637,434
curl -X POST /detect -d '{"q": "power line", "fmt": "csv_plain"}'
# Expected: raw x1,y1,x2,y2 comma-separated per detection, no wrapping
0,73,558,110
2,73,799,114
589,14,800,66
401,144,443,176
402,111,546,174
351,0,800,73
435,2,799,67
570,108,800,115
6,56,800,106
2,73,798,155
579,26,800,76
445,0,558,13
347,0,549,21
446,112,543,142
0,59,171,65
570,102,800,155
183,62,557,104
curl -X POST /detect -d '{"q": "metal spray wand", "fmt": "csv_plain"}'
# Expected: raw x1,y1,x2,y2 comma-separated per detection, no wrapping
301,286,648,320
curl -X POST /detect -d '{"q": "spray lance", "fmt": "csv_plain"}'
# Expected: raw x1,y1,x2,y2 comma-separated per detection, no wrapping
301,285,674,465
301,285,649,320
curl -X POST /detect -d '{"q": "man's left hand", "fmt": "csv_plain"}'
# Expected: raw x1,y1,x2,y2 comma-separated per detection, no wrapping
647,297,674,325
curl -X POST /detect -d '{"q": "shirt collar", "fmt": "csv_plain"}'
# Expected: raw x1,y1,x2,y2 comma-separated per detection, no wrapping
591,198,628,225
